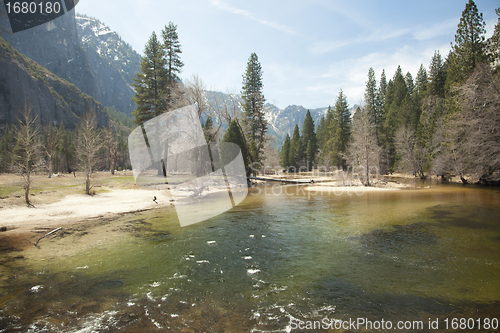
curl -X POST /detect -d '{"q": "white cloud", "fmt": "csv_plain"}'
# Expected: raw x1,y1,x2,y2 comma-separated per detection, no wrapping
413,18,457,40
302,42,452,107
485,18,497,39
309,26,411,56
209,0,303,37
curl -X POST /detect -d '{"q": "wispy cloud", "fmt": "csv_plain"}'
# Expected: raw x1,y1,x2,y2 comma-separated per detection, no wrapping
413,18,457,40
210,0,303,37
309,26,411,56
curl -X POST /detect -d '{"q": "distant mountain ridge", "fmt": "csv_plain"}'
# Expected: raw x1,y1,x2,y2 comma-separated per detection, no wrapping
2,8,101,102
76,14,141,115
1,11,356,141
266,103,359,147
204,91,358,148
0,37,107,127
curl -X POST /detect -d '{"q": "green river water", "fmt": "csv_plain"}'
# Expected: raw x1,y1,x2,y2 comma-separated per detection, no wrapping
1,183,500,332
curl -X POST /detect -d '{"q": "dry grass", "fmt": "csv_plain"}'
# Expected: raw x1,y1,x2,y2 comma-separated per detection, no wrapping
0,171,138,208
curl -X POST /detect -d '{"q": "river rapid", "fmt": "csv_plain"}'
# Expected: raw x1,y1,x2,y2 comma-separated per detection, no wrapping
1,183,499,332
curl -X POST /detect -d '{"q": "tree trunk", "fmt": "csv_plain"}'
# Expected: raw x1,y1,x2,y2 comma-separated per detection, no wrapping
86,169,91,195
48,155,52,178
25,176,32,207
109,155,115,175
365,146,370,186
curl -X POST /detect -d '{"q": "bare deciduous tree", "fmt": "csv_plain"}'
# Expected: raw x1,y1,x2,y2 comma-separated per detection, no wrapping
346,107,381,186
437,63,500,183
43,123,63,178
77,112,103,195
13,105,40,207
395,125,426,179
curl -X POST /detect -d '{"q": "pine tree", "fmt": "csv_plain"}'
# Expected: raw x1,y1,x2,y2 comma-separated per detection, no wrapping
241,53,267,165
447,0,486,85
280,133,291,170
365,68,378,127
223,119,250,170
203,116,216,144
59,126,76,174
383,66,413,171
415,64,428,98
378,69,387,112
324,90,351,168
132,32,167,125
489,8,500,69
376,69,388,144
301,110,317,170
428,51,447,98
161,22,184,110
289,124,301,170
316,114,327,149
405,72,414,96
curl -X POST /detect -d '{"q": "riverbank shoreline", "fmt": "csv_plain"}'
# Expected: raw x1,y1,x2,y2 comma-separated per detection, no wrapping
0,188,171,234
0,171,411,250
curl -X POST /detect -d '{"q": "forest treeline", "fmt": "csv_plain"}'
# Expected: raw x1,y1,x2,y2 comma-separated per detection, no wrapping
280,1,500,185
0,103,132,206
0,107,131,176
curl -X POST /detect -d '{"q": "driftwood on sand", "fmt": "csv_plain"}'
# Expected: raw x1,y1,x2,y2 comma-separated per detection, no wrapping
248,177,314,184
34,227,62,246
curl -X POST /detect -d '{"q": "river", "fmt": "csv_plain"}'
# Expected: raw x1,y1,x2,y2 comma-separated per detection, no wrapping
1,183,499,332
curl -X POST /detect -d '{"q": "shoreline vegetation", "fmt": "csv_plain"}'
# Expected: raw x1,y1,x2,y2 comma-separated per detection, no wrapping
0,169,467,243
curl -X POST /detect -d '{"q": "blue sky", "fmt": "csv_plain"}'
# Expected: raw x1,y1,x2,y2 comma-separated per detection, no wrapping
77,0,499,109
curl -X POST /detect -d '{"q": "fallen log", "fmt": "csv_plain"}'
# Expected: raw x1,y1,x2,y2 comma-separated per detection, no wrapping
34,227,62,246
248,177,313,184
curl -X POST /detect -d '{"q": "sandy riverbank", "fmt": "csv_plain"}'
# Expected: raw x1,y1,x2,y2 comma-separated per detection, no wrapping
0,189,171,234
1,181,408,232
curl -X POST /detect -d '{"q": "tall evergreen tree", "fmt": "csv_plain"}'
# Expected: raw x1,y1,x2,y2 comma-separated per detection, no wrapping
301,110,317,170
489,8,500,69
428,51,447,98
280,134,291,170
289,124,301,170
161,22,184,109
447,0,486,85
378,69,388,112
222,119,250,171
316,114,327,149
365,68,379,128
241,53,267,165
132,32,167,125
383,66,413,171
59,127,76,174
324,90,351,168
405,72,414,96
415,64,428,98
